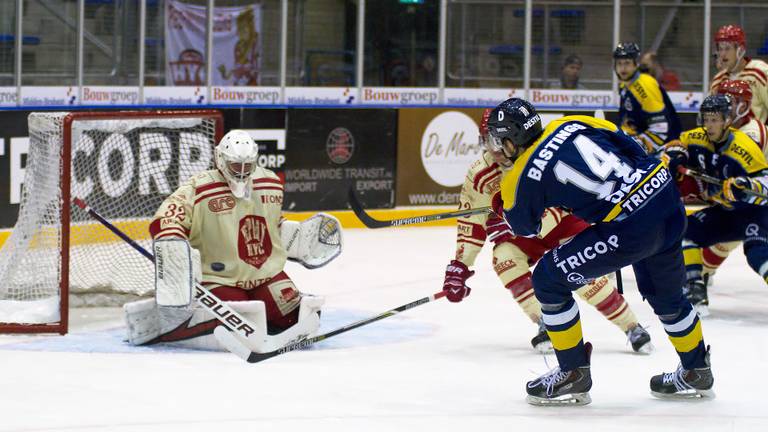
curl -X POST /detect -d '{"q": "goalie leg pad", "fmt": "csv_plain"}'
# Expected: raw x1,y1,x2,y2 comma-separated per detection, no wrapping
153,238,201,307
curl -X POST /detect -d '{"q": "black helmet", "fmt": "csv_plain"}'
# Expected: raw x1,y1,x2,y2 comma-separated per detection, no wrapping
486,98,543,155
613,42,641,61
699,94,732,125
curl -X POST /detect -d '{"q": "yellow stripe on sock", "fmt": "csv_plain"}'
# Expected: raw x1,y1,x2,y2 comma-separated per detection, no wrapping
668,320,703,353
683,247,703,266
548,320,583,351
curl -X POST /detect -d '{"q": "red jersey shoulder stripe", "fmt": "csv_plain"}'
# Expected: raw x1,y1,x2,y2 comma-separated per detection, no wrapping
195,189,231,204
473,164,498,192
252,177,283,185
744,66,768,82
195,181,229,195
741,71,767,86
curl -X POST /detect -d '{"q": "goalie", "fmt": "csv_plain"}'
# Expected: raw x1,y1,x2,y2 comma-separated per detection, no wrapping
124,130,342,352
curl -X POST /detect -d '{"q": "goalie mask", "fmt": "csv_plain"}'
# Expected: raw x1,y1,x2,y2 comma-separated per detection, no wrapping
216,130,258,199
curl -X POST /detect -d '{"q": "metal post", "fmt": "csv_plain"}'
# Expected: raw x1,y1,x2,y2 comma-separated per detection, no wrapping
77,0,85,101
438,0,447,102
14,0,22,102
612,0,620,104
356,0,365,100
523,0,532,99
138,0,147,103
206,0,215,103
703,0,711,94
280,0,287,103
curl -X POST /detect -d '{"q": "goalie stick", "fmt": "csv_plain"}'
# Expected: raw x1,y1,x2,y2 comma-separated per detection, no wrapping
678,166,768,200
348,188,493,228
215,291,447,363
72,198,262,353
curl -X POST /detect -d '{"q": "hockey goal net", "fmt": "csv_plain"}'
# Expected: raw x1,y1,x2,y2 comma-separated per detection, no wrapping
0,110,223,334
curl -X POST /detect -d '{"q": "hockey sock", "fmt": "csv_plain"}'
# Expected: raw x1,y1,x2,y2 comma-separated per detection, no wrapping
541,298,588,371
505,273,542,323
682,240,704,282
576,276,638,333
659,305,707,369
702,241,739,277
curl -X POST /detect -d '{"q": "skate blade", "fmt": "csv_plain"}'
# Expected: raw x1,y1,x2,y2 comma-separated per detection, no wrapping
526,392,591,406
534,341,553,354
694,304,710,318
634,342,655,355
651,388,715,400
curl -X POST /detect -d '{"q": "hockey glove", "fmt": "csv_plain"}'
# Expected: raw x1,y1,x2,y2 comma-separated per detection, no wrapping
660,140,688,180
443,260,475,303
485,213,514,245
722,176,764,203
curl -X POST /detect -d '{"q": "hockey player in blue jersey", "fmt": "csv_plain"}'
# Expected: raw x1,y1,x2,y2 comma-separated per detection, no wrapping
664,95,768,315
614,42,681,154
484,98,713,405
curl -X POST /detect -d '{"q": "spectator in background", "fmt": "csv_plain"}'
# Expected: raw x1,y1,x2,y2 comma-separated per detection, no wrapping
551,54,587,89
639,52,681,91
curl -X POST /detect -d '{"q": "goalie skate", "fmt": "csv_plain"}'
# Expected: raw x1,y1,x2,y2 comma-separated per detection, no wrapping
526,342,593,406
650,346,714,400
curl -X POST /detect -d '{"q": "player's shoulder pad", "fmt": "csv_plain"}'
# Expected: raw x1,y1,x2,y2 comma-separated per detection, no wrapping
680,127,712,151
468,153,500,193
744,59,768,85
629,73,665,113
723,128,768,173
251,166,284,189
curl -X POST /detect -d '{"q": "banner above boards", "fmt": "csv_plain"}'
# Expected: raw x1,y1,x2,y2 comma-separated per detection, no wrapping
0,86,705,112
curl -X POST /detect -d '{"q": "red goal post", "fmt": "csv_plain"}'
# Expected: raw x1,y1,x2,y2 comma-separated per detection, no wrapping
0,110,224,334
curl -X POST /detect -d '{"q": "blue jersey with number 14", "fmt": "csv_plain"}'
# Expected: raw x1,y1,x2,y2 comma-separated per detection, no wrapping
500,115,673,237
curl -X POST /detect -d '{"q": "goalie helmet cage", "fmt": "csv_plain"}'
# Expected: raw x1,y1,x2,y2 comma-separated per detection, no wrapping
0,110,224,334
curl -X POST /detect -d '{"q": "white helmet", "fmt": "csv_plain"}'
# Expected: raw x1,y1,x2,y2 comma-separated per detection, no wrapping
215,130,258,199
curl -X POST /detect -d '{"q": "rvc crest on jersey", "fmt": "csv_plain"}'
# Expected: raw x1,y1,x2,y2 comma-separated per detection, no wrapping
238,215,272,269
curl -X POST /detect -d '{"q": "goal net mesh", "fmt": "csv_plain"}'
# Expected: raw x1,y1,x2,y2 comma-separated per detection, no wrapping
0,111,220,325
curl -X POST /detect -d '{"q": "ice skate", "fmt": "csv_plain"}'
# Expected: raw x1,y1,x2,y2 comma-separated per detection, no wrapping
626,324,654,354
686,280,709,317
650,347,714,400
530,318,553,353
526,342,592,406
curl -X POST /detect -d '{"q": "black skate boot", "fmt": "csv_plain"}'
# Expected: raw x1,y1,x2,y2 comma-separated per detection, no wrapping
530,318,552,353
686,279,709,317
526,342,593,406
626,324,654,354
650,346,714,399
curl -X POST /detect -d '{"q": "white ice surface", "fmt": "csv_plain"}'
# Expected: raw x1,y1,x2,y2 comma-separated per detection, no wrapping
2,227,768,432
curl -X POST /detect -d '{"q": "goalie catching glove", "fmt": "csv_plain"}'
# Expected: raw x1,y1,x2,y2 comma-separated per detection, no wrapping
280,213,343,269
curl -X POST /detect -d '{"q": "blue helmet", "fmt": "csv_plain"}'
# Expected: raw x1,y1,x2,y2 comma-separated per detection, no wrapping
612,42,641,62
486,98,543,154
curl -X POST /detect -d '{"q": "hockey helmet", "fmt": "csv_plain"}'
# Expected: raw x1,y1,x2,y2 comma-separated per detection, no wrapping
612,42,641,62
717,79,753,122
486,98,543,163
699,94,733,134
715,25,746,48
215,129,259,199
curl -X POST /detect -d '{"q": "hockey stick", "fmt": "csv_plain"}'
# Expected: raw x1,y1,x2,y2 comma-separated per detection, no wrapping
678,167,768,200
348,188,493,228
72,198,262,350
215,291,447,363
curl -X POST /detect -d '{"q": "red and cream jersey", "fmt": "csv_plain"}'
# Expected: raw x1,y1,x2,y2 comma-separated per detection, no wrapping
149,168,287,290
711,58,768,124
740,114,768,153
454,152,577,267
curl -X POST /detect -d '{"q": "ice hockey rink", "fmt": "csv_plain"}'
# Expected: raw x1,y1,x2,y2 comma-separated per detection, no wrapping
2,226,767,432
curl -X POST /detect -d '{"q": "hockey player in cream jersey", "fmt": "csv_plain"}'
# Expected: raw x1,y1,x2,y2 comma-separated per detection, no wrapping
124,130,342,351
443,109,653,354
710,25,768,124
